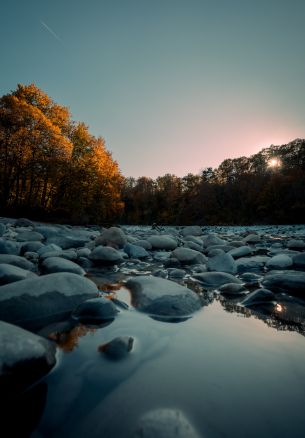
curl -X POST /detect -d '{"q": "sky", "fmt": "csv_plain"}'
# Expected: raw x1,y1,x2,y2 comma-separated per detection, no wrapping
1,0,305,178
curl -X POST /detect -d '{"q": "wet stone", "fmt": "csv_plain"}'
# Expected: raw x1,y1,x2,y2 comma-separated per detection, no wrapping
98,336,134,360
71,297,119,324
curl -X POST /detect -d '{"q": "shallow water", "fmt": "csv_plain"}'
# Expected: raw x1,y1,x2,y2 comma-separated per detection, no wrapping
26,290,305,438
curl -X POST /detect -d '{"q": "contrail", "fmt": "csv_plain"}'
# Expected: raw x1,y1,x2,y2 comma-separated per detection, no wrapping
40,20,62,43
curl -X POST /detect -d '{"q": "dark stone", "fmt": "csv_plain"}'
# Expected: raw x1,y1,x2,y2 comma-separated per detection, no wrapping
98,336,134,360
71,297,119,324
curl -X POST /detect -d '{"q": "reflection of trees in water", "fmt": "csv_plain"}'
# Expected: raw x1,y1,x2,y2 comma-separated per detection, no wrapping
218,295,305,337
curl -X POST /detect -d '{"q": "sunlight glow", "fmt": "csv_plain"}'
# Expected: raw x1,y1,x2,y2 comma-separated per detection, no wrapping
268,158,281,168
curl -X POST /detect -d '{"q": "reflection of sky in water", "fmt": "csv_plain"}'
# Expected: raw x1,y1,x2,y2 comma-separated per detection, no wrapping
32,300,305,438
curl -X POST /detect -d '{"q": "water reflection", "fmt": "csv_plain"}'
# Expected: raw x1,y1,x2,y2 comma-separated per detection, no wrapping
48,324,97,352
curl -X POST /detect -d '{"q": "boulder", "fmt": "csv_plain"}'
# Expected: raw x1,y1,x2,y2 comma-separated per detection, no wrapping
0,254,35,271
266,254,293,270
262,270,305,295
0,263,37,285
98,336,134,360
15,218,35,227
41,257,85,275
148,235,177,251
72,297,118,324
0,238,20,255
207,253,237,274
126,275,201,317
292,253,305,269
89,246,124,265
236,256,270,273
124,243,149,259
243,233,261,244
0,223,6,236
46,235,89,249
218,283,247,295
240,288,275,307
134,239,152,250
16,231,44,242
95,227,127,249
181,225,203,237
0,273,98,329
287,239,305,250
131,409,200,438
228,245,252,259
202,233,226,248
193,272,242,288
20,241,44,254
171,247,207,265
0,321,56,395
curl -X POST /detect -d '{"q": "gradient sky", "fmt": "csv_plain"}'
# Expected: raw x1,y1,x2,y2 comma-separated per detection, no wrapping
1,0,305,178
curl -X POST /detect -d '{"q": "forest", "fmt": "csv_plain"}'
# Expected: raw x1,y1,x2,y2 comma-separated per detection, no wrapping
1,84,305,225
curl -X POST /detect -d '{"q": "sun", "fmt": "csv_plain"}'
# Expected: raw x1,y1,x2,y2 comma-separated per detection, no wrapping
268,158,281,168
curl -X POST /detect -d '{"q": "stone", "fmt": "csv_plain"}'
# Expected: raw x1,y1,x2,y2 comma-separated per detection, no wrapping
0,263,37,285
171,247,207,265
46,235,89,250
0,320,56,395
228,245,252,259
0,254,35,271
0,223,6,236
183,241,203,252
243,233,261,244
181,225,203,237
95,226,127,249
20,241,44,255
287,239,305,250
72,297,118,324
239,272,262,286
126,275,201,317
236,256,270,273
131,409,200,438
89,246,124,265
240,288,275,307
38,244,62,256
262,270,305,295
15,218,35,227
134,239,152,250
218,283,248,295
193,272,242,288
98,336,134,360
292,253,305,269
266,254,293,270
77,248,91,258
148,235,177,250
124,243,149,259
16,231,44,242
41,257,85,275
203,233,226,247
207,253,237,274
168,268,186,279
0,273,98,329
0,238,20,255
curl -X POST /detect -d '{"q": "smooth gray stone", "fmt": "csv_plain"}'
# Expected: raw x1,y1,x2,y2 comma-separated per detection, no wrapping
202,233,226,247
0,263,37,285
77,248,91,258
184,235,204,246
0,254,34,271
0,238,21,255
148,235,177,250
236,256,270,273
0,320,56,394
131,409,200,438
207,248,225,257
124,243,149,259
239,272,263,286
262,270,305,294
181,225,203,237
266,254,293,270
41,257,85,275
134,239,152,250
95,226,127,249
228,245,252,259
193,272,242,288
0,273,98,329
72,297,118,324
16,231,44,242
240,288,275,306
0,223,6,236
218,283,248,295
171,247,207,265
15,218,35,227
21,241,44,254
89,246,124,265
292,253,305,269
207,253,237,274
126,275,201,317
46,235,89,249
37,244,62,255
99,336,134,360
183,241,203,252
287,239,305,250
168,268,186,278
243,233,262,244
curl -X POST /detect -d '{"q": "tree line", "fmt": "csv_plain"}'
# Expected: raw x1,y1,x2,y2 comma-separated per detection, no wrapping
121,139,305,225
1,84,304,225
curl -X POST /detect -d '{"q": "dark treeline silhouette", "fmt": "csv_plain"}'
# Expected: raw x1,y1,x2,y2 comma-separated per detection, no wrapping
1,84,304,225
0,84,123,223
121,139,305,225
